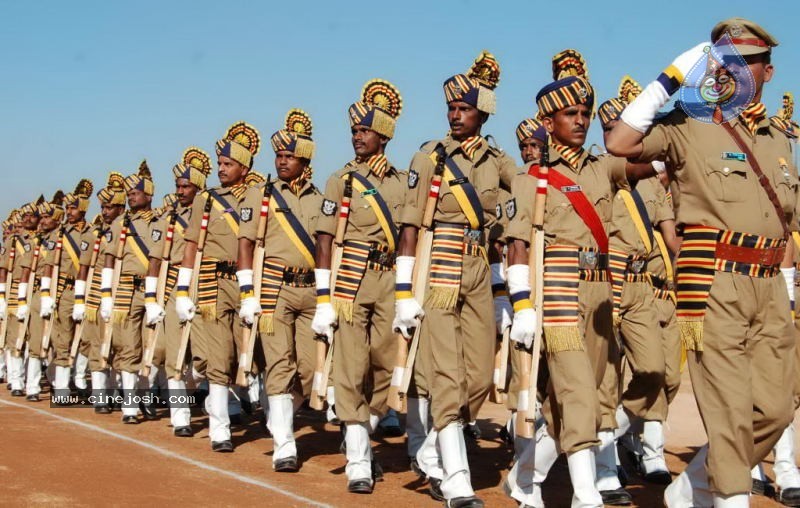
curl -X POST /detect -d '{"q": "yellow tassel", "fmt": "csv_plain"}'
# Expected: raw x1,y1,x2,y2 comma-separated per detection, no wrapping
86,308,98,323
112,310,128,324
333,298,354,324
258,314,274,335
199,304,217,321
543,326,584,353
612,314,622,329
428,287,459,310
679,321,704,352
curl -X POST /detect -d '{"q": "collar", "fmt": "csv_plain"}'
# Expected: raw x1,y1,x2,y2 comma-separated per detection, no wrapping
550,143,591,170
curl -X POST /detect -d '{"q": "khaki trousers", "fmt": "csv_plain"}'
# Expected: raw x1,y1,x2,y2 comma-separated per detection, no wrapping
51,287,76,367
110,288,145,373
655,296,681,413
687,271,794,495
86,316,107,371
190,277,243,385
27,293,45,358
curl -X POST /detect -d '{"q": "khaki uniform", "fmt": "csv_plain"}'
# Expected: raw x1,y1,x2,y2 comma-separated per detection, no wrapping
5,234,34,358
598,176,675,425
26,231,56,359
184,187,245,386
149,204,194,378
401,137,517,430
104,210,155,373
80,224,111,372
239,179,320,397
638,108,799,494
505,150,627,454
49,222,92,367
317,162,406,423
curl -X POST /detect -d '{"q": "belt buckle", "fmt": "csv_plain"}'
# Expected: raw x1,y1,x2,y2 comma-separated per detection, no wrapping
629,259,645,274
758,248,778,266
579,250,598,270
666,280,676,291
464,228,482,245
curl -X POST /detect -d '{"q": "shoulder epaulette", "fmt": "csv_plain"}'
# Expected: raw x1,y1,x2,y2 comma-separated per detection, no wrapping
770,116,798,140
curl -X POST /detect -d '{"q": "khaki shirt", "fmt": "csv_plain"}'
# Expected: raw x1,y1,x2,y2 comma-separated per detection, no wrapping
35,230,59,279
240,179,321,269
48,222,92,279
8,233,34,280
609,175,674,256
317,162,406,247
104,210,156,276
505,150,627,249
150,203,192,266
400,137,517,237
639,109,799,236
80,224,112,272
184,186,243,263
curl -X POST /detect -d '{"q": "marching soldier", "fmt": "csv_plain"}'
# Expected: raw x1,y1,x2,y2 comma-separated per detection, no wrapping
147,148,210,436
23,191,63,401
99,162,159,423
175,121,261,452
238,109,321,471
312,79,406,493
42,180,94,398
76,173,126,413
393,51,516,507
607,18,799,507
504,50,629,507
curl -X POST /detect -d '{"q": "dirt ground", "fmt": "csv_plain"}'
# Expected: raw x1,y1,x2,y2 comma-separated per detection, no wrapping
0,369,794,507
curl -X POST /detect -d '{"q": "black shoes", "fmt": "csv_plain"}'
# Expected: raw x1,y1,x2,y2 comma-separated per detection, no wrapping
26,393,39,402
600,487,633,506
94,405,112,414
448,496,485,508
779,487,800,507
211,440,233,453
429,478,445,501
140,401,157,419
463,422,481,441
274,456,299,472
11,389,24,397
122,415,139,424
173,426,193,437
643,470,673,485
410,456,425,478
347,478,374,494
371,460,383,482
752,478,776,497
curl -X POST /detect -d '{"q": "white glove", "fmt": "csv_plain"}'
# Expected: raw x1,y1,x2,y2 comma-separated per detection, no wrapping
781,267,796,308
72,303,86,322
507,264,536,348
393,297,424,339
16,303,29,321
40,296,56,318
0,297,6,321
621,42,709,133
239,296,260,326
99,296,113,322
175,296,196,322
16,282,29,320
652,160,666,174
311,302,336,344
510,307,537,349
145,302,165,326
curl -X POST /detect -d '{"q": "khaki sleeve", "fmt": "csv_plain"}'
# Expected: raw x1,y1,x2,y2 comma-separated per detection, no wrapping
498,152,519,191
183,193,207,244
399,151,435,228
79,230,96,266
610,156,630,192
505,173,536,243
18,240,33,270
316,175,344,236
103,219,122,257
148,216,167,259
237,185,262,241
489,188,512,243
652,180,674,226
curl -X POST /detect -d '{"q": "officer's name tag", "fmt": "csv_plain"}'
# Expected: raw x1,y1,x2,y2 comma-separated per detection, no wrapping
560,185,582,193
360,188,377,197
721,152,747,162
449,177,468,185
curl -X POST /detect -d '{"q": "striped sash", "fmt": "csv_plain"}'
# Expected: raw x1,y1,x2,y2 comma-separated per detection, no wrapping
608,249,628,325
207,190,240,235
126,220,151,268
7,279,19,311
270,188,316,266
62,230,82,273
85,266,103,323
258,260,285,334
332,240,371,323
542,246,582,352
164,265,179,303
348,172,399,252
197,258,219,319
428,225,465,310
442,158,485,230
112,274,137,323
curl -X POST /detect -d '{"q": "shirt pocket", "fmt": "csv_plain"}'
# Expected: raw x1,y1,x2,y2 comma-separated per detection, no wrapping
772,172,798,216
349,194,377,229
704,156,749,203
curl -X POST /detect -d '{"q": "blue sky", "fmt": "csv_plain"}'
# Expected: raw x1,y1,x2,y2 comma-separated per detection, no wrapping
1,0,798,217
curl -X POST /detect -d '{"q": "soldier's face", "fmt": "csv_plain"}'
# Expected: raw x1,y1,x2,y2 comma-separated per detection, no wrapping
23,213,39,230
518,138,543,164
39,215,58,231
101,203,123,224
126,188,151,211
448,101,485,141
544,104,591,147
217,156,249,186
274,151,307,182
743,53,774,98
351,125,386,159
66,204,83,224
174,178,197,207
602,119,618,146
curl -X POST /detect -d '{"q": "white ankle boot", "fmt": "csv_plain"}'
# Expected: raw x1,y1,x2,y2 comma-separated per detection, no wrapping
567,448,603,508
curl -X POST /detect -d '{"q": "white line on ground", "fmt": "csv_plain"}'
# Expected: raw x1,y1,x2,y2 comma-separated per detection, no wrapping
0,397,330,508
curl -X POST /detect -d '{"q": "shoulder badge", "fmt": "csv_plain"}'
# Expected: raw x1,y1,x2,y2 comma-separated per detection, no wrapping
240,207,253,223
24,243,31,252
151,229,162,242
80,240,89,251
46,240,56,250
105,231,113,242
408,169,419,189
495,203,502,219
321,199,337,216
505,198,517,220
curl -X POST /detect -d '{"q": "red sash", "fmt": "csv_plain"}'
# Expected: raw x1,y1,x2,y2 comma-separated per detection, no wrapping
529,165,608,253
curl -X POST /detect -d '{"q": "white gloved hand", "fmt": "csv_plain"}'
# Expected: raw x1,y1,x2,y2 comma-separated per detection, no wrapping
0,297,6,320
16,281,29,320
393,297,424,339
239,296,260,326
39,295,56,318
507,263,535,348
99,296,113,322
621,41,710,133
145,302,165,326
494,296,513,334
72,303,86,322
510,307,537,349
16,303,29,321
311,302,336,344
175,296,196,322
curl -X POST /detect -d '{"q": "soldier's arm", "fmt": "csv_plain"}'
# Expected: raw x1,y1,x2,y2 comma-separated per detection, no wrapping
314,175,345,268
658,220,681,256
606,122,647,159
236,186,261,272
315,233,333,270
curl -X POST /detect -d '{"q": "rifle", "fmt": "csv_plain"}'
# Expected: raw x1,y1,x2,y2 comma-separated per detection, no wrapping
99,214,130,369
173,197,213,379
140,207,178,377
516,143,549,438
69,227,103,366
309,173,353,410
387,148,446,412
0,242,17,349
40,227,66,356
236,177,272,387
14,235,42,352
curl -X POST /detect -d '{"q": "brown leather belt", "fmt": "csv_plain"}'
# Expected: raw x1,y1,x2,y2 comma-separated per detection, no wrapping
282,269,315,287
714,243,785,267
